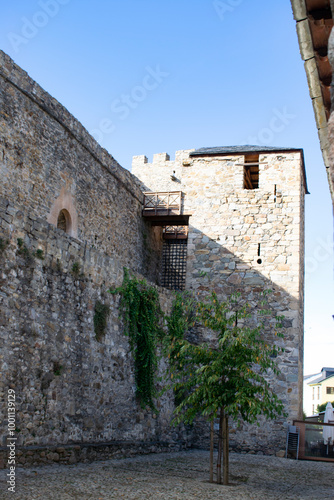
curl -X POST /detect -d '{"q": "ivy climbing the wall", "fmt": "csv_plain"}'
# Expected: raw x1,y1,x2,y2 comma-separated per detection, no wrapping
109,268,163,411
94,300,110,341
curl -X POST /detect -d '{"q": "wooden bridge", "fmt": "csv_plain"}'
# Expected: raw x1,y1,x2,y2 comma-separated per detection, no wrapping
142,191,190,226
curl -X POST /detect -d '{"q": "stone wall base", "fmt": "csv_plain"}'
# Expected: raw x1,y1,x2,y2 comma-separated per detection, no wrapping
0,440,191,469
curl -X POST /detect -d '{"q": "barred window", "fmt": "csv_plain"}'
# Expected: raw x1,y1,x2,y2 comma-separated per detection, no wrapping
161,239,187,291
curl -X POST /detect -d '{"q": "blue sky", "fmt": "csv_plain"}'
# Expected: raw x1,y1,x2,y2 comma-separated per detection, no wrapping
1,0,333,374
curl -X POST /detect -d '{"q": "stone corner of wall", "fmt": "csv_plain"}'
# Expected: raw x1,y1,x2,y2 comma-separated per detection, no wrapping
290,0,307,22
175,149,195,162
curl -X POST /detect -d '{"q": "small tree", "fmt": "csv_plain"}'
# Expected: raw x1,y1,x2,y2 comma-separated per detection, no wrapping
316,401,334,413
164,291,286,485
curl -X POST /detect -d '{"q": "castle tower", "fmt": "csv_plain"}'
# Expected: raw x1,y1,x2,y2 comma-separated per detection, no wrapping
133,145,307,449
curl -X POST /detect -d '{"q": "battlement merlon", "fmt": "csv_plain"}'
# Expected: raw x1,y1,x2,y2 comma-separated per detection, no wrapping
132,149,195,170
132,155,148,167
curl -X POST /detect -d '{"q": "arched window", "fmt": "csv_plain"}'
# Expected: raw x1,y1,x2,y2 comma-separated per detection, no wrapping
57,209,72,234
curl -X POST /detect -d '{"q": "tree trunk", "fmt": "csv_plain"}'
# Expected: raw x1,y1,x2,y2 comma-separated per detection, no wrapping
210,420,214,483
222,413,229,485
216,407,224,484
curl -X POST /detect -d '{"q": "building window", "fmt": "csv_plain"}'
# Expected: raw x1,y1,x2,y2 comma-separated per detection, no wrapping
317,386,320,399
312,387,315,400
312,404,315,415
243,153,259,190
57,209,72,234
326,387,334,394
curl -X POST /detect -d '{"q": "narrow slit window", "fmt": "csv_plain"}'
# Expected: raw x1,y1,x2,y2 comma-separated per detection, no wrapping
244,154,259,190
257,243,262,264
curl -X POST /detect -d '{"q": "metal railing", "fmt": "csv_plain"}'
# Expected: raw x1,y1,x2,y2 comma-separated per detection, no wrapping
293,419,334,462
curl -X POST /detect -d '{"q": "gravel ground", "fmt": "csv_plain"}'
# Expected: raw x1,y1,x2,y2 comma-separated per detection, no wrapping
0,450,333,499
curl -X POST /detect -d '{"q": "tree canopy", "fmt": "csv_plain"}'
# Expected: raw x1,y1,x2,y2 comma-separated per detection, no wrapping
164,290,286,484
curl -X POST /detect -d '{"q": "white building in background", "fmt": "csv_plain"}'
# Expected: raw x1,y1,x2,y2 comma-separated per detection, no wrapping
304,367,334,416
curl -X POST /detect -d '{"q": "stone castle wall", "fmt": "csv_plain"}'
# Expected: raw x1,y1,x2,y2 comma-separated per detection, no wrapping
0,50,162,283
133,148,306,448
0,47,306,466
0,204,189,467
0,51,187,468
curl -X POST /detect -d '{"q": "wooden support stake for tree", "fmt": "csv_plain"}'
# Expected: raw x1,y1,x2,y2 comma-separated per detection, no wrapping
222,413,229,485
217,408,224,484
210,419,214,483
